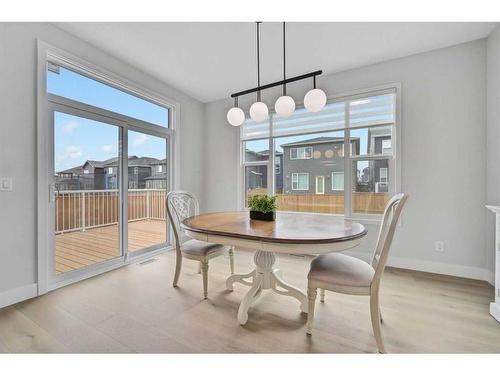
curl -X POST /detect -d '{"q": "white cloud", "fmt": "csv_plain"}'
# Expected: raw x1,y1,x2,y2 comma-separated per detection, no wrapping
133,133,149,146
66,145,82,159
101,144,114,154
61,120,78,133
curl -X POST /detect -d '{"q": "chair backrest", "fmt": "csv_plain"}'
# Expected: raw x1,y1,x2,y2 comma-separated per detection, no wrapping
370,193,408,285
166,190,200,248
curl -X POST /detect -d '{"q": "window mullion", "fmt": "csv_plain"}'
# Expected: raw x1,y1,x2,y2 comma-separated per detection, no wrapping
344,101,352,217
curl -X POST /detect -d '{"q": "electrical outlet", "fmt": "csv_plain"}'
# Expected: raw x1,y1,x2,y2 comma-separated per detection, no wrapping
434,241,445,252
0,177,13,192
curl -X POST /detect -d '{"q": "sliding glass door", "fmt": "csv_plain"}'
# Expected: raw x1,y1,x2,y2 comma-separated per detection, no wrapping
43,53,174,289
50,108,125,277
127,131,168,255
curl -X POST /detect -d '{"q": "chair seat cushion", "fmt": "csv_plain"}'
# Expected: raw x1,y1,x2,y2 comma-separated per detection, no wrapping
308,253,375,287
181,239,225,257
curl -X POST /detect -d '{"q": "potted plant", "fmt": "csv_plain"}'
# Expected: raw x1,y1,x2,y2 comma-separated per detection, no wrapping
248,195,277,221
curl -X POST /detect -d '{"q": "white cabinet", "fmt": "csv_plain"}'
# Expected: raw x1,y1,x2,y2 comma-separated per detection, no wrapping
486,205,500,323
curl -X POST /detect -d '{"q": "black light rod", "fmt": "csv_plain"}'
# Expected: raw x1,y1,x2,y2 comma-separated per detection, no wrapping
230,70,322,98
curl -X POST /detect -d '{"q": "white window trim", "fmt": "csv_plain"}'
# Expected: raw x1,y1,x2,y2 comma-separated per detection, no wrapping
332,172,345,191
315,176,325,195
108,167,113,174
36,40,181,295
290,146,313,160
238,82,401,221
292,173,309,191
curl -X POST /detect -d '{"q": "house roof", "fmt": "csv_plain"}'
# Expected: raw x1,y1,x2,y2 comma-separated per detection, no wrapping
103,156,160,167
280,136,359,147
245,149,283,157
58,165,85,174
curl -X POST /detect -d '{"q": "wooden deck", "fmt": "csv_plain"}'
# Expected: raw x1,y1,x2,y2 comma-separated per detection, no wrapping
55,220,167,273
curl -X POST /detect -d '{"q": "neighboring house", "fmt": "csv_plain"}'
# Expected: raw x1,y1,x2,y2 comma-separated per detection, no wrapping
56,156,167,191
145,158,167,189
281,136,360,195
281,130,391,195
55,165,92,190
244,149,283,192
104,156,160,189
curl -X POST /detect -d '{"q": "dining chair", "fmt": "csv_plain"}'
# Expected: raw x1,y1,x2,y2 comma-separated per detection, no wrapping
306,193,408,353
166,190,234,299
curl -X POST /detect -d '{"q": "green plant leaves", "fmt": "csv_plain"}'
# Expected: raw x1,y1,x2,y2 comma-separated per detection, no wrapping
248,195,277,213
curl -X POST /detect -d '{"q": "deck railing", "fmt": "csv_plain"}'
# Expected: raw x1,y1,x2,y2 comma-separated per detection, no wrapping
55,189,166,234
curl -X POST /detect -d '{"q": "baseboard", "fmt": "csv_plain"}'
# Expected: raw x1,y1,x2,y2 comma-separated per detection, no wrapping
0,283,38,309
490,303,500,323
343,249,494,285
387,256,494,285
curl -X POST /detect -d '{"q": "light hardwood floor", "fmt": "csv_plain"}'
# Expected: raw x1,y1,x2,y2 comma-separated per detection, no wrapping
0,249,499,353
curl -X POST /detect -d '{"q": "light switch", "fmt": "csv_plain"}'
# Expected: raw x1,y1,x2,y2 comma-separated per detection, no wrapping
0,177,13,192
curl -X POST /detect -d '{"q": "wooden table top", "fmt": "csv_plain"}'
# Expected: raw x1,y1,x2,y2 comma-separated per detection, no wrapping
182,211,367,244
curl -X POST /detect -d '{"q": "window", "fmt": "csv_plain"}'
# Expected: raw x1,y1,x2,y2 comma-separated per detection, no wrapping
240,86,398,217
83,170,89,174
315,176,325,195
157,165,163,173
47,65,169,127
382,139,392,155
292,173,309,190
290,147,313,160
379,167,388,182
134,167,138,175
332,172,344,191
108,167,113,174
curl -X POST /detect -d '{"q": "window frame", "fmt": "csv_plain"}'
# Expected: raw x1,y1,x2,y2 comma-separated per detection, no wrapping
332,171,345,191
315,175,325,195
290,146,313,160
292,173,310,191
239,83,401,221
37,41,181,294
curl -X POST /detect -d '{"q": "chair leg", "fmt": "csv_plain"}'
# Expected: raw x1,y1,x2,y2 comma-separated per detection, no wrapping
306,287,317,335
370,290,386,353
228,246,235,275
320,289,325,303
201,260,209,299
173,250,182,287
197,262,202,274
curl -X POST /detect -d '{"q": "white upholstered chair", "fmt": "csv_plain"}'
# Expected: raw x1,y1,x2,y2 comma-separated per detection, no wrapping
306,193,408,353
166,190,234,299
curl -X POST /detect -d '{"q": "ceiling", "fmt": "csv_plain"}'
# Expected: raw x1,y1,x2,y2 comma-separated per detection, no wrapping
56,22,497,103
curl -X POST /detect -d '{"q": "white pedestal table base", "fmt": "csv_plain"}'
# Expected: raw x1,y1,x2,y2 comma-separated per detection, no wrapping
226,250,308,325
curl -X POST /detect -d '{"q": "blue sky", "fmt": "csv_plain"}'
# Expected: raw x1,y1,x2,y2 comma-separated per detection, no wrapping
49,67,167,172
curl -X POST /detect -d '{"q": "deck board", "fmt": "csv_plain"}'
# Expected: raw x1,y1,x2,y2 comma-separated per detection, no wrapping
55,220,167,273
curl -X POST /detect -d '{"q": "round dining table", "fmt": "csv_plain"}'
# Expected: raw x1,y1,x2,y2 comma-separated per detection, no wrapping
182,211,367,325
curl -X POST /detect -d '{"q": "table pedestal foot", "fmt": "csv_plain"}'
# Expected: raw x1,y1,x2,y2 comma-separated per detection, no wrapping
229,250,308,325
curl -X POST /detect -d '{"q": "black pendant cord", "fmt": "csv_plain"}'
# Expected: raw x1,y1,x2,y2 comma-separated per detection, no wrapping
283,21,287,96
256,21,262,102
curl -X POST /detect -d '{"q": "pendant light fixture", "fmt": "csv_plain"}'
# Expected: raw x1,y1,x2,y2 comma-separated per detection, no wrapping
304,75,327,113
249,22,269,123
274,22,296,118
227,22,326,127
227,96,245,126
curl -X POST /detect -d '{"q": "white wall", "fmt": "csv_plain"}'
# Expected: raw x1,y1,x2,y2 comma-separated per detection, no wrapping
204,40,490,281
486,26,500,275
0,23,205,303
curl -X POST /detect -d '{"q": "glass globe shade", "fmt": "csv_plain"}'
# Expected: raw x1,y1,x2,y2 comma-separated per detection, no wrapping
304,88,327,113
274,95,296,118
249,101,269,122
226,107,245,126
